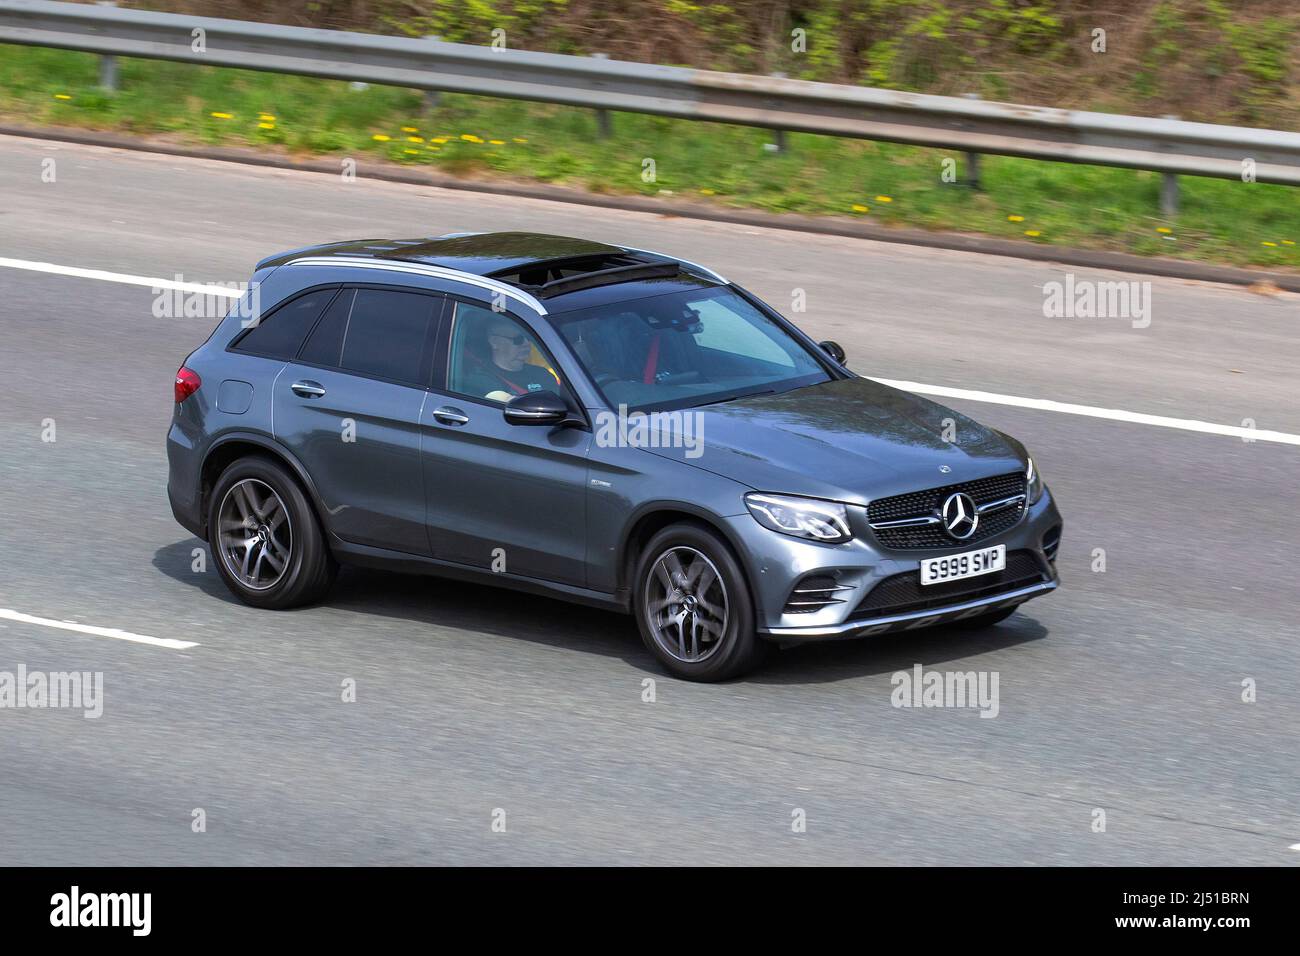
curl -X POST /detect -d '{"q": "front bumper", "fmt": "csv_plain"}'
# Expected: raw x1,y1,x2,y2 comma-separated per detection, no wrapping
724,487,1063,641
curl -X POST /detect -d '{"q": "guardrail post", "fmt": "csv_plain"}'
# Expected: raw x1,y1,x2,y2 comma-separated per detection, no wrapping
96,1,118,92
1161,173,1180,217
769,73,788,153
422,34,441,114
962,93,982,189
593,54,612,138
1160,115,1180,217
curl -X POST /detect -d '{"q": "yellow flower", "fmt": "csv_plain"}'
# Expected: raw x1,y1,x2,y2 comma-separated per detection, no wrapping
1283,240,1296,246
851,204,870,213
372,134,391,142
1156,227,1172,234
460,134,483,143
699,188,715,196
426,145,441,151
489,139,506,145
875,195,893,203
210,112,233,119
1261,240,1277,247
1007,214,1024,222
259,113,276,122
407,136,424,143
1024,230,1042,238
53,93,72,101
404,149,419,155
258,123,275,130
512,137,528,144
432,136,450,144
401,126,419,133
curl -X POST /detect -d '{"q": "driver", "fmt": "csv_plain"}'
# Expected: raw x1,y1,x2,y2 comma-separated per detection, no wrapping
467,318,561,403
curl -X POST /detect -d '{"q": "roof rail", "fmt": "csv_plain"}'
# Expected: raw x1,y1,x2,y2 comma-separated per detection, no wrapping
621,246,728,284
285,255,548,314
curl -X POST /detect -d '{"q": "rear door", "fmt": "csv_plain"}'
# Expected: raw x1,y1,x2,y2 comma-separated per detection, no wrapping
274,285,444,556
420,297,591,586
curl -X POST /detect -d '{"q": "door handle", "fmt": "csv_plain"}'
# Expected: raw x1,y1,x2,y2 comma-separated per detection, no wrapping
432,406,470,426
291,380,326,398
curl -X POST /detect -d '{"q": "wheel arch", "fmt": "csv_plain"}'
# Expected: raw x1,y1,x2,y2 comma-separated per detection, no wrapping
617,503,764,620
198,432,330,541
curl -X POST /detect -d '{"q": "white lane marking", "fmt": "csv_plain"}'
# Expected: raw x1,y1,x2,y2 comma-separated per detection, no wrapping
0,256,243,297
872,377,1300,446
2,256,1295,445
0,608,199,650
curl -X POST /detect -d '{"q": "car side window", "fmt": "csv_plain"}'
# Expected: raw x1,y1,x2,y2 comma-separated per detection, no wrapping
232,287,338,360
298,287,439,387
446,301,563,405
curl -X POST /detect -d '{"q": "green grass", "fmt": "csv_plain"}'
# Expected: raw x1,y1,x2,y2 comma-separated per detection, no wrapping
3,44,1299,270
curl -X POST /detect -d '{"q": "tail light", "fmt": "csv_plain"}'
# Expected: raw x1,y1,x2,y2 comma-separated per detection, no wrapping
174,366,201,403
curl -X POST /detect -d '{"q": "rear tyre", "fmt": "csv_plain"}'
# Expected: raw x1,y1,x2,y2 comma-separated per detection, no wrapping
208,456,336,609
633,523,767,682
950,605,1018,629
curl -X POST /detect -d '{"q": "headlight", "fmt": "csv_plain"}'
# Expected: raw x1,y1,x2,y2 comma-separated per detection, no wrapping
745,493,852,543
1026,457,1044,504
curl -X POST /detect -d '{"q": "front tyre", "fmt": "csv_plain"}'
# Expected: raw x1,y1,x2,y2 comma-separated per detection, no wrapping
633,523,766,681
208,456,336,609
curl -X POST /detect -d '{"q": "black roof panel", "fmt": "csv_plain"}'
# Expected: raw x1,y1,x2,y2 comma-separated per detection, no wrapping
257,231,724,302
258,232,633,275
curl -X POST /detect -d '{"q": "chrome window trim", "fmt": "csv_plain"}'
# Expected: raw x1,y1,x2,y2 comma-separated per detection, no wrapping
286,256,548,315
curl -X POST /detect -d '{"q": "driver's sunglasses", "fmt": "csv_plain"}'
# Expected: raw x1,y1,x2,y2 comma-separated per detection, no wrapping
491,332,528,346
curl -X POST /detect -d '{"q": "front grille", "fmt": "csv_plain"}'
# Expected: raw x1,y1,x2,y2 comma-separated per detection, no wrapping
849,550,1045,621
783,574,855,614
867,471,1026,550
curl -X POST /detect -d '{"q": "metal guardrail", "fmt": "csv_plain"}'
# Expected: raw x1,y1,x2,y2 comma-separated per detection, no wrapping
3,0,1300,212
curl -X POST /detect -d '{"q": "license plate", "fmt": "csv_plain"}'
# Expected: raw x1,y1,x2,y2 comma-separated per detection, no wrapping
920,545,1005,586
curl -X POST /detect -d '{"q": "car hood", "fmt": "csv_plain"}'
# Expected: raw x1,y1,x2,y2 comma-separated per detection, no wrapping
645,376,1025,504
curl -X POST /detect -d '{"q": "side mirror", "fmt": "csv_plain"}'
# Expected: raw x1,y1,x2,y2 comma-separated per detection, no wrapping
819,340,846,364
503,390,573,426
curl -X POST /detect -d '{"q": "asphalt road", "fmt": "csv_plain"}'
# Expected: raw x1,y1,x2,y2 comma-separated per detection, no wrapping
0,133,1297,865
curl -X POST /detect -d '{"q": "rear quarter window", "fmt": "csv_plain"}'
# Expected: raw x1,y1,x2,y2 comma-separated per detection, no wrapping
232,287,338,360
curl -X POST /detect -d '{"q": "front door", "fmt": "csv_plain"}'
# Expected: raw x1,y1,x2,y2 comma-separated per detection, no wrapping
421,298,590,586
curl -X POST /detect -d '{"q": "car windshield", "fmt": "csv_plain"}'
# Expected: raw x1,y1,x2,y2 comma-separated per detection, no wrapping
550,286,831,411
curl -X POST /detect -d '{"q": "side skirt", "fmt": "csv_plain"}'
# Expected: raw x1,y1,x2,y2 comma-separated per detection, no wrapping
329,537,630,614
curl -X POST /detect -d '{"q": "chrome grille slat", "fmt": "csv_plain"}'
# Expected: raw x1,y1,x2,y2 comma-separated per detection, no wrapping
783,575,855,614
867,471,1027,550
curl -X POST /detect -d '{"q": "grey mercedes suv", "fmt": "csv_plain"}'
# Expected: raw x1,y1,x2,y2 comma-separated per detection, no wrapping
167,232,1061,680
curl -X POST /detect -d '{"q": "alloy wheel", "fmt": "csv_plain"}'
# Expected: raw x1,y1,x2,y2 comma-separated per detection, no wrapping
216,478,293,591
643,546,729,663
